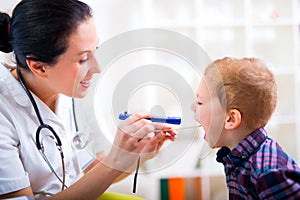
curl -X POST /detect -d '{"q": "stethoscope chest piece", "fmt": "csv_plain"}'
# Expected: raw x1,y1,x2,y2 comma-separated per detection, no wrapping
72,132,88,150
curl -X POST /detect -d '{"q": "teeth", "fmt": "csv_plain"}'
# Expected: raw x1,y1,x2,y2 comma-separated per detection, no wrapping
81,81,89,84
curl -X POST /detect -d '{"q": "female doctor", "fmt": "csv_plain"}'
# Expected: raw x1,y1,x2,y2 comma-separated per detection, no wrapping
0,0,175,199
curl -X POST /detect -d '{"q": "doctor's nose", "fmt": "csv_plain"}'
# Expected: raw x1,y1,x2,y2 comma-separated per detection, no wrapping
88,53,101,74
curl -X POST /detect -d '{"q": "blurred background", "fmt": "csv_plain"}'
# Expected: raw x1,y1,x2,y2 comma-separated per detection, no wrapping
1,0,300,199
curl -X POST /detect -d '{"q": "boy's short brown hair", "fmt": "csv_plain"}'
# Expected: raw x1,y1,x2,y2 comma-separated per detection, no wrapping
204,57,277,130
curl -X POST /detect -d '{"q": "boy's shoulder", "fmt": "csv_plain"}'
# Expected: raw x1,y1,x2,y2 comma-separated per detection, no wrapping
250,136,298,174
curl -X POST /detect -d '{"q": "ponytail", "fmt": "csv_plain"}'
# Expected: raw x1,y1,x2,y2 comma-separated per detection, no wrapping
0,12,13,53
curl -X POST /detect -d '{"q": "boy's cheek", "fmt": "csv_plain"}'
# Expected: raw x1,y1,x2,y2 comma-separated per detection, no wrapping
193,110,201,123
193,115,199,123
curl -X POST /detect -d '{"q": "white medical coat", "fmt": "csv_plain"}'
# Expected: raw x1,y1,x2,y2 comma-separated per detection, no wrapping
0,64,81,199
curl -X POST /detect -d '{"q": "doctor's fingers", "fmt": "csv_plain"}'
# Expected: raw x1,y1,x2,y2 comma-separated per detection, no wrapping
152,122,173,132
115,123,155,148
119,118,153,136
122,113,151,125
140,129,176,154
138,132,166,156
128,123,155,141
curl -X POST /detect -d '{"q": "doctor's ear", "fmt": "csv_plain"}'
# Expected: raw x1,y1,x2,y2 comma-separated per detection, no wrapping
26,58,48,78
224,108,241,130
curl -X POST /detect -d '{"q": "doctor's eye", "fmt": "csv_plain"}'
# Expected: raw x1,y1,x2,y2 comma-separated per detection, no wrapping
80,57,89,64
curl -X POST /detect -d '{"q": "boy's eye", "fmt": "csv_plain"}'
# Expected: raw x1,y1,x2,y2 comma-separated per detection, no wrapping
197,102,202,105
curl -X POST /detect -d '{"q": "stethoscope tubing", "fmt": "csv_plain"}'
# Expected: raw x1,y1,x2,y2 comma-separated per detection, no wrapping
16,66,67,190
16,67,63,149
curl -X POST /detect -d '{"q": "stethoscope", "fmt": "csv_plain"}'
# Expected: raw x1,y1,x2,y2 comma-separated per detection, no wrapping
16,67,88,191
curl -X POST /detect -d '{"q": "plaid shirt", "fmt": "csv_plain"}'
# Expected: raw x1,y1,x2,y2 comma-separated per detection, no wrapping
216,127,300,199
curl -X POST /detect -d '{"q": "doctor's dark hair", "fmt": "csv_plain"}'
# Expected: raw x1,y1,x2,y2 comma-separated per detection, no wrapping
0,12,12,53
0,0,92,70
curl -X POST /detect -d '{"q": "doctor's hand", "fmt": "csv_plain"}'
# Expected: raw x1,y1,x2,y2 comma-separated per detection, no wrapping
101,113,161,172
140,122,176,162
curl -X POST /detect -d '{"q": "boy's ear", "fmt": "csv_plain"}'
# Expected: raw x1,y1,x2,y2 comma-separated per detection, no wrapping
26,59,48,78
224,108,241,130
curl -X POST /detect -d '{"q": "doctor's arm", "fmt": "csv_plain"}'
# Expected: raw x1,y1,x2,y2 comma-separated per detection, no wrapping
83,124,176,183
0,187,34,199
0,114,171,199
50,113,168,199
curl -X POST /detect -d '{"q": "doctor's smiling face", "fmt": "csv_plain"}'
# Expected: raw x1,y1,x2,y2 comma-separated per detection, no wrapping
191,77,226,149
44,18,100,98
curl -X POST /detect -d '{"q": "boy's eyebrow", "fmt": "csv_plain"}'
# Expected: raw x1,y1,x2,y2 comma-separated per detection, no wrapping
197,93,210,100
196,94,204,99
196,93,205,98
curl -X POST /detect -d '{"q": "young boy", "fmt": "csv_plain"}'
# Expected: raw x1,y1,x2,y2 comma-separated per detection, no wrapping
191,57,300,199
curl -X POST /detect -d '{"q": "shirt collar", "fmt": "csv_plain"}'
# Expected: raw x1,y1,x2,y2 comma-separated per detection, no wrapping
216,127,268,166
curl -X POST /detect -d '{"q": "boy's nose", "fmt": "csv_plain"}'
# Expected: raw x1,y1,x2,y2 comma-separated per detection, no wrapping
190,101,196,112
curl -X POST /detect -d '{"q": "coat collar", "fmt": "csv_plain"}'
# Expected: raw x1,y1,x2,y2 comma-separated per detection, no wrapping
0,64,69,128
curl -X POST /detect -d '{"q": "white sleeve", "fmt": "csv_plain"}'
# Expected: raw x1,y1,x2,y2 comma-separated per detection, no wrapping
0,111,30,194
